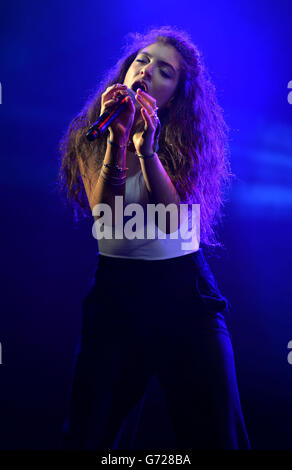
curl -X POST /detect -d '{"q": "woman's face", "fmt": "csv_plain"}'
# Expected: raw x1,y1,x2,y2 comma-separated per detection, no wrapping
123,42,181,109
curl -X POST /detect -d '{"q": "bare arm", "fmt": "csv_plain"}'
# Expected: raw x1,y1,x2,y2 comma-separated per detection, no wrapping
78,84,182,231
79,142,181,232
77,84,134,220
79,138,127,218
133,89,182,232
139,153,180,206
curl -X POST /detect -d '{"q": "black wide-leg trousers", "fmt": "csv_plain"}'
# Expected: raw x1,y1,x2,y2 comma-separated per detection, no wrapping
61,249,251,450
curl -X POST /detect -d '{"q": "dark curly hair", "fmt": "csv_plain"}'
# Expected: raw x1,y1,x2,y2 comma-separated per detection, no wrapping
58,26,233,246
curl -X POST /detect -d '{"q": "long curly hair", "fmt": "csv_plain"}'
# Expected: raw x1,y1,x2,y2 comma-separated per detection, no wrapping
59,26,233,246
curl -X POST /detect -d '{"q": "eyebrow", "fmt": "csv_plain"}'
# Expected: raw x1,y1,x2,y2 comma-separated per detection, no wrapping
138,51,177,74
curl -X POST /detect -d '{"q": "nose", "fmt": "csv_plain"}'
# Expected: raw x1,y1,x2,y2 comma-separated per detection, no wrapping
140,62,153,79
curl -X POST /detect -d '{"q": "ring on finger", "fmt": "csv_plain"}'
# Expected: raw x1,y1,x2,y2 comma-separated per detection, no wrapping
149,112,158,119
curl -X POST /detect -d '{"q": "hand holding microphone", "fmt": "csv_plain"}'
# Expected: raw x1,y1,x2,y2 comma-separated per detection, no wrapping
86,84,136,142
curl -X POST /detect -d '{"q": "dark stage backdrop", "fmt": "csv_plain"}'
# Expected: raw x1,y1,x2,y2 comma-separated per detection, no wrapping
0,0,291,450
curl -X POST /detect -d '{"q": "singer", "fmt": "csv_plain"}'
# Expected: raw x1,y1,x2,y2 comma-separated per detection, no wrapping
59,27,251,450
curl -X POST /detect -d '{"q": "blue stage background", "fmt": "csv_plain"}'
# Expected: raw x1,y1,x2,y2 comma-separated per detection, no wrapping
0,0,291,449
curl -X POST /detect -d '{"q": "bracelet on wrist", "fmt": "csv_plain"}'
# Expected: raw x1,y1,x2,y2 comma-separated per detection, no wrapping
100,169,126,186
135,151,156,160
107,138,127,149
101,169,127,181
103,163,128,173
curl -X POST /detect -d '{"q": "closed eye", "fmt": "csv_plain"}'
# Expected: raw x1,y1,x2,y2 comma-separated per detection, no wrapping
160,70,170,78
136,59,171,78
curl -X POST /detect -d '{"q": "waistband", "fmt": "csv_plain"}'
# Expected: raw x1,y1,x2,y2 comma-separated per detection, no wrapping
98,248,203,267
92,248,231,318
94,248,209,279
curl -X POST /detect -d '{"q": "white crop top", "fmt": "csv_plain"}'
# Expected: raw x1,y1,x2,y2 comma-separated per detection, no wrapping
94,169,200,260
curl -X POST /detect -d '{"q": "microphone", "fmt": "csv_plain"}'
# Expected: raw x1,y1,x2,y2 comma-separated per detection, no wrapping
86,88,136,141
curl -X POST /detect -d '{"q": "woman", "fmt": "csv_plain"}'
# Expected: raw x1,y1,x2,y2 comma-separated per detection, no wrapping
59,26,251,450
